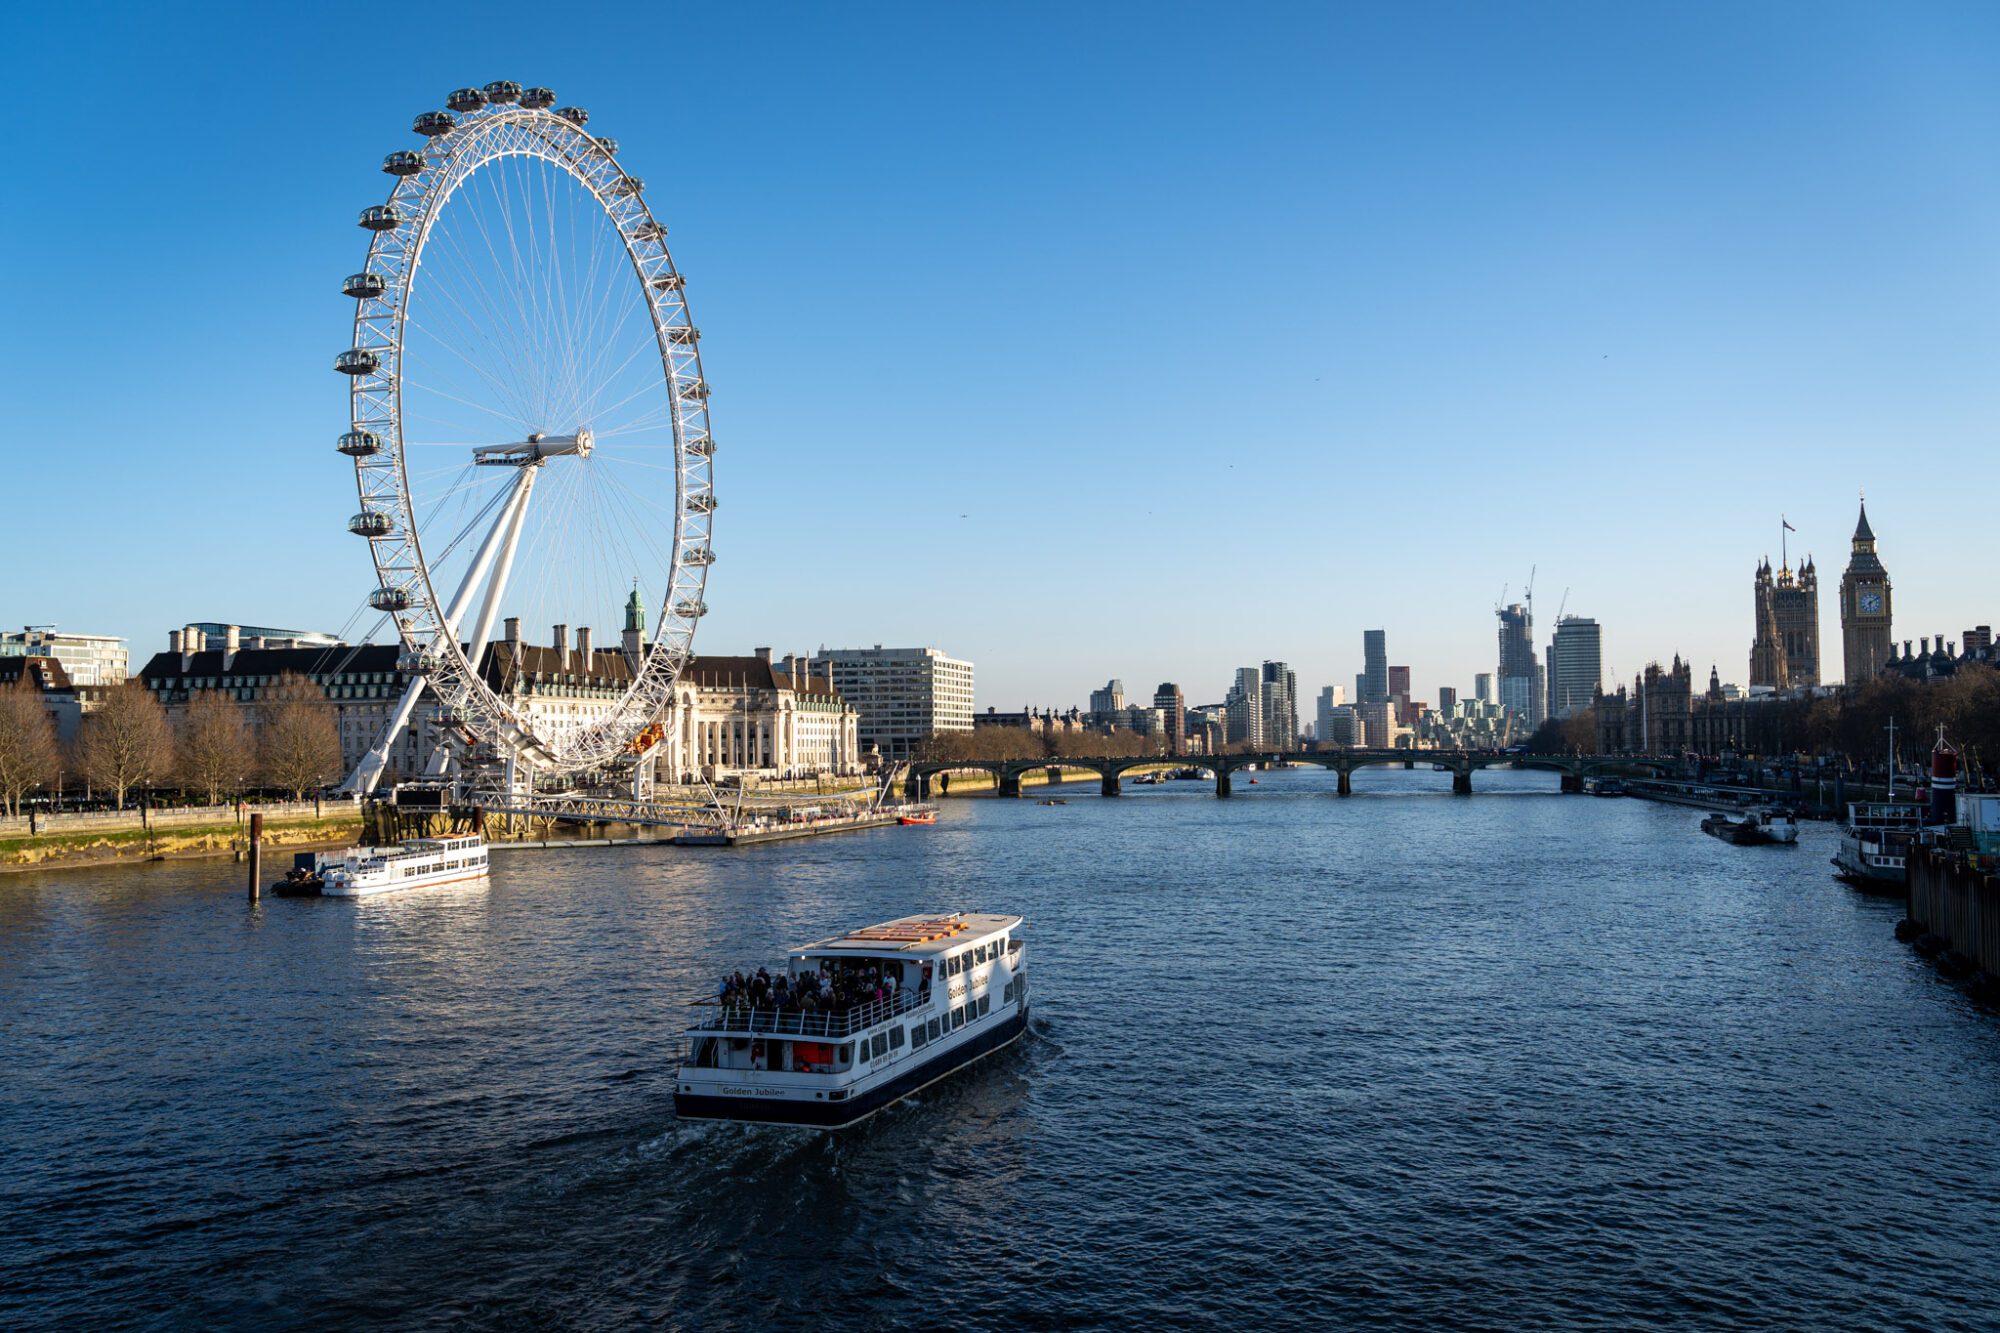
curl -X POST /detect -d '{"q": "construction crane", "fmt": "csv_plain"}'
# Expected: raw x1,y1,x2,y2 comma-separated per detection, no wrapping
1555,587,1569,624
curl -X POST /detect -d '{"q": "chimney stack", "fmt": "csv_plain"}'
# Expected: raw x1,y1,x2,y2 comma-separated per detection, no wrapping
576,626,592,670
755,646,773,664
553,624,570,669
224,624,241,655
169,629,183,653
186,623,202,653
504,616,521,648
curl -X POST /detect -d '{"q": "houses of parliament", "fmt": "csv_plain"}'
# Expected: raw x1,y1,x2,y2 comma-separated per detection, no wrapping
1749,500,1893,689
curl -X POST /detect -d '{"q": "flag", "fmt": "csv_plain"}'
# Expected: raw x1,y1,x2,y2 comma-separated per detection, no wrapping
1782,517,1796,532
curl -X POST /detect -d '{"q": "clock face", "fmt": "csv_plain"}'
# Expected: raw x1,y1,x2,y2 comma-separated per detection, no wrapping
1858,588,1883,616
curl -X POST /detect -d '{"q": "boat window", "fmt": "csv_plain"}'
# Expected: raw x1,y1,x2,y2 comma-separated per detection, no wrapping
888,1027,904,1050
927,1018,940,1041
871,1033,887,1059
910,1023,927,1050
951,1006,964,1030
978,994,991,1017
1003,981,1014,1004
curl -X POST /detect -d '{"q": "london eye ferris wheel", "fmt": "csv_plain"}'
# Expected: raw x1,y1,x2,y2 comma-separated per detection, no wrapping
334,81,713,790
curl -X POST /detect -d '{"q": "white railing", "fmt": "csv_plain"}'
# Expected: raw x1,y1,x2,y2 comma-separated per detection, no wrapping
689,988,925,1039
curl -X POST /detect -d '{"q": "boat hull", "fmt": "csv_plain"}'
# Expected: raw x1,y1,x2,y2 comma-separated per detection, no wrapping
675,1003,1029,1129
322,868,490,898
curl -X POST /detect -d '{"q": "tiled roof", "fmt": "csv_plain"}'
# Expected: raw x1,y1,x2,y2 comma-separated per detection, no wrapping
0,655,73,691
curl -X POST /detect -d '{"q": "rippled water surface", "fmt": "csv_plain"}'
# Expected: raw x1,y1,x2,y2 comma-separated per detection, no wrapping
7,767,2000,1330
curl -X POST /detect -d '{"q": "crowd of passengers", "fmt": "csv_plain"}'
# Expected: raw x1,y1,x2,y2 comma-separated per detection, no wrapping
717,961,926,1016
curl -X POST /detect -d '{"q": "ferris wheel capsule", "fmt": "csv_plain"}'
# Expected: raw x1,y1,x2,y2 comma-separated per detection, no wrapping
667,326,700,346
383,151,425,177
337,430,383,457
631,220,665,241
483,80,523,104
687,493,716,513
446,87,487,114
554,105,588,126
414,110,457,137
520,86,556,109
348,510,395,538
358,205,402,232
335,349,381,376
343,272,386,299
369,587,413,612
652,272,685,291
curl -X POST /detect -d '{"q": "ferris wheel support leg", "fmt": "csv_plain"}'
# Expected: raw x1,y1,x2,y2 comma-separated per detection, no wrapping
339,675,431,796
461,465,540,679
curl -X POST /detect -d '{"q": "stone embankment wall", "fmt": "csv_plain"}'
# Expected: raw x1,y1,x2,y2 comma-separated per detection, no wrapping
1,801,360,873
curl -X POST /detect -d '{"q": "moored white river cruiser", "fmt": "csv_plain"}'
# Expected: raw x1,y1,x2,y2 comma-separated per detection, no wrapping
675,912,1029,1128
319,835,490,897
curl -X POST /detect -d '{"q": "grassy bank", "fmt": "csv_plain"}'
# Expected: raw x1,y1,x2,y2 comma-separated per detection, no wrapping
0,814,364,874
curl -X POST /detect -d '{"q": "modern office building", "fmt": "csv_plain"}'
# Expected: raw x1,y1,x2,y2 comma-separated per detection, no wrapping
807,646,974,762
1362,630,1389,703
1153,682,1186,753
1088,679,1126,716
1474,673,1493,704
1548,616,1603,719
1438,686,1458,712
1,626,129,687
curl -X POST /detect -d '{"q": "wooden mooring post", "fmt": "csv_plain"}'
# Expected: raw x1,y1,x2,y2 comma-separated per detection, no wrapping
246,812,263,902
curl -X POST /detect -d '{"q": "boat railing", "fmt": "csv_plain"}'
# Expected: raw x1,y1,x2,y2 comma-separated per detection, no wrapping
688,988,926,1039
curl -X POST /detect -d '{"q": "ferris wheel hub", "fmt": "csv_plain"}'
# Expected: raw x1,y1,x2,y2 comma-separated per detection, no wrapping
472,427,593,466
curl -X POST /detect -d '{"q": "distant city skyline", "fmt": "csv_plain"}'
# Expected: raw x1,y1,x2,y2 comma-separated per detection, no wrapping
13,5,2000,707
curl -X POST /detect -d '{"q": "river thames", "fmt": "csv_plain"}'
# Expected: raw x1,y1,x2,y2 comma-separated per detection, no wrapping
6,767,2000,1330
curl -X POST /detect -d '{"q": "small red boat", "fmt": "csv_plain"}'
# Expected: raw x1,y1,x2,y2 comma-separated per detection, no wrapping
898,806,938,826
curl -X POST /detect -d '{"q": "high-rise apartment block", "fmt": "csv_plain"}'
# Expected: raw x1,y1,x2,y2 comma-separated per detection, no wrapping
1548,616,1603,719
808,646,973,761
1088,679,1125,716
1261,661,1298,748
1225,667,1263,747
1496,603,1544,730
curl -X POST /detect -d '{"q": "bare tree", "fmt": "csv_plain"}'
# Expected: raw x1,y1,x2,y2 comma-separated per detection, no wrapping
75,680,174,809
178,690,254,806
259,674,343,798
0,677,61,818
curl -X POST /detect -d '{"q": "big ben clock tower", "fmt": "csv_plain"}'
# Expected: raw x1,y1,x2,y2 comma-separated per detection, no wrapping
1839,498,1892,682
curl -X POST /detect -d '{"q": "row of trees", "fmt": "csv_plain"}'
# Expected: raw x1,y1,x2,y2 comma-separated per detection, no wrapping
915,725,1172,765
0,675,346,817
1521,663,2000,774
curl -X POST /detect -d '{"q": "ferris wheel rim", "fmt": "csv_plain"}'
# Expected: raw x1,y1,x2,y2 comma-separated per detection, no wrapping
341,91,713,773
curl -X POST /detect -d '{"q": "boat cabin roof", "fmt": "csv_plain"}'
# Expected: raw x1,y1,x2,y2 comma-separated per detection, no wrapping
791,912,1020,960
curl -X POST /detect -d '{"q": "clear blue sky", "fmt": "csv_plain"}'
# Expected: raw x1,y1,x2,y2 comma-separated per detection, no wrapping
10,2,2000,708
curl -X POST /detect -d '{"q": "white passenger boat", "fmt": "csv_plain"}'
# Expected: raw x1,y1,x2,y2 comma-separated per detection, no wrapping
1832,803,1924,889
319,835,490,897
675,912,1029,1128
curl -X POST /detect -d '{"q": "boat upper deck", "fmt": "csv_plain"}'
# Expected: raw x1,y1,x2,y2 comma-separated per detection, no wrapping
790,912,1021,961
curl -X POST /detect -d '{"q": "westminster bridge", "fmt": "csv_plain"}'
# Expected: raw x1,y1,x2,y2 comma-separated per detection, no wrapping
904,750,1680,800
